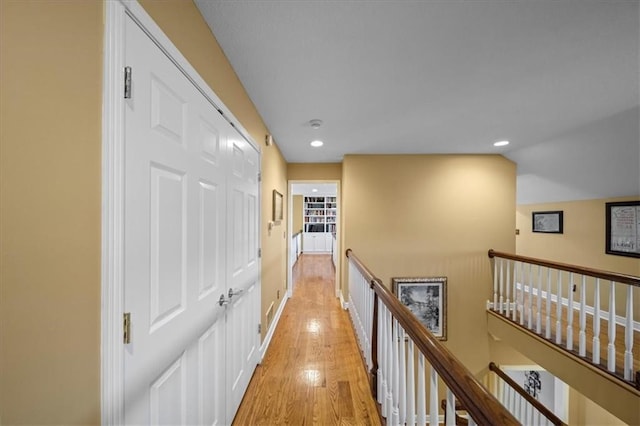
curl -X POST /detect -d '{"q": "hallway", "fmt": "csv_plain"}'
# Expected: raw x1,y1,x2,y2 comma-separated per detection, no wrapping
233,255,382,425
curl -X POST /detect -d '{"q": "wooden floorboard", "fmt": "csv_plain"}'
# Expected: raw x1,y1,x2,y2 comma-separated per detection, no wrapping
233,254,382,425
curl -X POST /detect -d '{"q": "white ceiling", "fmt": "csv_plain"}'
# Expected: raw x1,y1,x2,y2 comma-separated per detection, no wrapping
195,0,639,204
291,183,337,196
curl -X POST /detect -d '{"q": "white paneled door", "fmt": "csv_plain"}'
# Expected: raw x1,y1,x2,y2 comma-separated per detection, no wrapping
123,14,260,425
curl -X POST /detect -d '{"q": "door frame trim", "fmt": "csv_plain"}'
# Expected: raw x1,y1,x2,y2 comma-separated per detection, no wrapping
286,180,341,299
101,2,260,423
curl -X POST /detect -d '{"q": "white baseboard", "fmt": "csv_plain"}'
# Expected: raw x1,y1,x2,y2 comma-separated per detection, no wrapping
340,291,349,310
259,294,288,361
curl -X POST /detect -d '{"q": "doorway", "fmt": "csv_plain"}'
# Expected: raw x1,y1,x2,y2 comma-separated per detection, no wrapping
288,181,341,300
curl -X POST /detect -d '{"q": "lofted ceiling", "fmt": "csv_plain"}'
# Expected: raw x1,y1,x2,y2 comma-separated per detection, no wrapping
195,0,639,204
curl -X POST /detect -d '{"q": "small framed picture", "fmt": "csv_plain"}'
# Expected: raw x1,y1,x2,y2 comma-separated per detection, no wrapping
272,189,283,223
532,211,563,234
392,277,447,341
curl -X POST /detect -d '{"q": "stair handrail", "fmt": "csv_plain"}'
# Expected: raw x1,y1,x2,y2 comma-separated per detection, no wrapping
347,249,519,426
488,362,566,426
488,249,640,287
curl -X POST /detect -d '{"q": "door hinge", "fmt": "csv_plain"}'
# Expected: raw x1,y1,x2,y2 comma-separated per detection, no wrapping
257,173,261,182
123,312,131,344
258,323,261,334
258,248,262,258
124,66,132,99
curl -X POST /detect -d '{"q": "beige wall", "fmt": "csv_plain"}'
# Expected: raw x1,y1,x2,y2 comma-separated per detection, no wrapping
516,197,640,277
260,142,288,331
0,0,288,423
292,195,304,234
0,1,103,423
342,154,516,374
287,162,342,181
569,387,626,426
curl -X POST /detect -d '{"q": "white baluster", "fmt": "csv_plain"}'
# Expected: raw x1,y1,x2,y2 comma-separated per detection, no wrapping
579,275,587,357
624,285,634,381
545,267,552,339
505,260,511,318
368,286,373,369
382,306,390,416
506,260,511,318
512,261,518,322
398,326,406,424
377,302,384,407
556,271,563,344
593,278,601,365
429,367,439,426
406,340,415,426
416,353,426,425
391,320,400,425
499,258,505,314
387,309,394,418
536,265,542,334
607,281,616,373
519,262,525,326
528,263,533,329
493,257,498,310
508,385,515,414
445,389,455,426
567,273,574,351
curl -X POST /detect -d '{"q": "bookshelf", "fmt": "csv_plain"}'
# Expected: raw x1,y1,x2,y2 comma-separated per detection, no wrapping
303,196,336,252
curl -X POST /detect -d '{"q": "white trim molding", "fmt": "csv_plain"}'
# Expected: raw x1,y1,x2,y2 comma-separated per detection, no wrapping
101,1,126,423
340,291,349,310
259,294,288,361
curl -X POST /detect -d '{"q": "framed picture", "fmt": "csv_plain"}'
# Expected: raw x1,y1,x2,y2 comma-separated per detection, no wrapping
605,201,640,258
532,211,563,234
272,190,283,223
392,277,447,341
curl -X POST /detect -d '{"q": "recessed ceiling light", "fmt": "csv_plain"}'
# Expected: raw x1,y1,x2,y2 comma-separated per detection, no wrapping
312,188,318,193
310,140,323,147
493,140,510,147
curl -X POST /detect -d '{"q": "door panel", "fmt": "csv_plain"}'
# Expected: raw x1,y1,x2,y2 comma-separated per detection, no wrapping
149,353,187,425
225,136,260,420
149,164,186,330
198,321,225,426
123,14,259,425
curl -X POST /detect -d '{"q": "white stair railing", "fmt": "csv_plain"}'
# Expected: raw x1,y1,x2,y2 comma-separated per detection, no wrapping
488,250,639,387
347,249,518,426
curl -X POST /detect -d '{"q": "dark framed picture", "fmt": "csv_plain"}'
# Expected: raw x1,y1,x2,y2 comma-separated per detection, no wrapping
605,201,640,258
392,277,447,341
532,211,563,234
272,189,283,223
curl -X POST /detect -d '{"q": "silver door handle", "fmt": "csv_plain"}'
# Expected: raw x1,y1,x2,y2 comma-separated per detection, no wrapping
228,288,244,298
219,294,231,306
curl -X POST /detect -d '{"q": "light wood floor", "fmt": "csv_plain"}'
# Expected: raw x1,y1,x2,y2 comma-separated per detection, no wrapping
232,254,382,425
